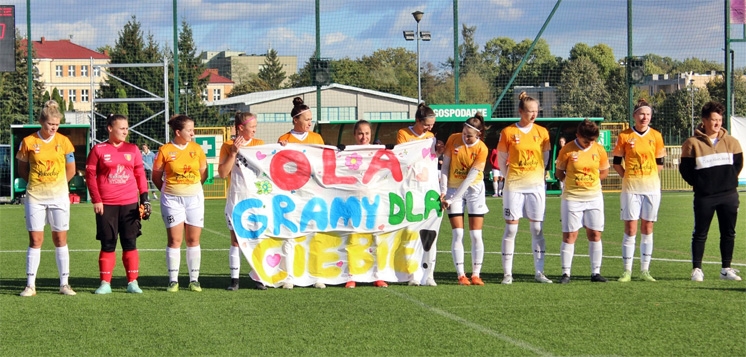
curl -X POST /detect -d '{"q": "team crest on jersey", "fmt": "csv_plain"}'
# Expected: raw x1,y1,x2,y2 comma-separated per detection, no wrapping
533,135,539,142
592,154,598,161
169,151,177,160
571,152,579,162
124,154,132,161
512,134,520,144
55,144,61,152
189,151,196,158
33,144,40,153
103,154,111,161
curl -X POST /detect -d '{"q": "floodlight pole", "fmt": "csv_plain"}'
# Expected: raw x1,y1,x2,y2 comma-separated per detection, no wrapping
414,11,423,104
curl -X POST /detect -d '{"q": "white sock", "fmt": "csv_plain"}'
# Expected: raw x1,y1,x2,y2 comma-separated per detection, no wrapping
166,247,180,282
560,242,575,276
55,245,70,286
530,221,546,273
186,245,201,282
229,246,241,279
498,180,504,192
622,233,636,271
640,233,653,271
26,247,41,287
589,240,603,275
501,224,518,276
492,181,499,194
470,230,484,277
451,228,465,276
424,235,438,281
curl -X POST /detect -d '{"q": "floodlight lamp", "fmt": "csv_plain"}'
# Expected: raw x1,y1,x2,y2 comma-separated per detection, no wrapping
420,32,431,41
412,11,424,23
403,31,415,41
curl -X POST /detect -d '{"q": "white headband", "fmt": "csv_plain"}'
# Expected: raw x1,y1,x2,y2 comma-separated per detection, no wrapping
633,105,652,114
293,108,311,118
464,123,481,133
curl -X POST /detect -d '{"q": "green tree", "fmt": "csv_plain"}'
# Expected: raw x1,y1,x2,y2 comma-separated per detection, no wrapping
556,56,607,118
657,86,711,144
705,73,746,118
99,16,164,144
257,49,286,90
0,33,45,144
569,43,617,79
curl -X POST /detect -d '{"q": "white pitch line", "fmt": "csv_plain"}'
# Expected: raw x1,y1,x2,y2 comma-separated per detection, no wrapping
388,289,554,357
0,249,741,267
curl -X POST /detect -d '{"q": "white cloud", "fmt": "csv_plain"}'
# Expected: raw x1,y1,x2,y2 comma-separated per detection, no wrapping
323,32,348,46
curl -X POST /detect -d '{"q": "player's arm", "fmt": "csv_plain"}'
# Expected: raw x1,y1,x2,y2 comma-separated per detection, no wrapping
17,160,29,182
65,152,76,182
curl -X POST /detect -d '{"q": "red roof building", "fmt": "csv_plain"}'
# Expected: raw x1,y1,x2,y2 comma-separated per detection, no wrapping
199,68,234,103
23,37,110,117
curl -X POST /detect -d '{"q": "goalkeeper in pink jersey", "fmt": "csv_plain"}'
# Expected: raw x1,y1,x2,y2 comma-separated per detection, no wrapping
86,114,150,294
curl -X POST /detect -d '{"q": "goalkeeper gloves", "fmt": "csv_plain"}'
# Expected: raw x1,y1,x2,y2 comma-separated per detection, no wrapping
139,193,151,220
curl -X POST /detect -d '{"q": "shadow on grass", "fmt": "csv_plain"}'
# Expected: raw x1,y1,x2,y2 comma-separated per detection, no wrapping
0,274,270,295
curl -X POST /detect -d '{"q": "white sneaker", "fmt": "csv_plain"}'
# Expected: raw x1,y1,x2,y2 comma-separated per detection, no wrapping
492,194,500,198
408,279,420,286
691,268,704,282
59,284,77,296
720,268,742,281
20,285,36,297
314,281,326,289
501,274,513,285
535,272,553,284
424,277,437,286
283,282,294,290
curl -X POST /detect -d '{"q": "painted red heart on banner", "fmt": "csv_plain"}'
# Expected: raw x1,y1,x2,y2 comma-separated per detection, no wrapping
336,261,344,267
421,147,430,158
256,151,267,160
378,224,384,230
266,254,281,268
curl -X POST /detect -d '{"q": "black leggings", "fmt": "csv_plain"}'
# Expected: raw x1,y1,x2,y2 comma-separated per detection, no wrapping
691,190,739,269
96,203,141,252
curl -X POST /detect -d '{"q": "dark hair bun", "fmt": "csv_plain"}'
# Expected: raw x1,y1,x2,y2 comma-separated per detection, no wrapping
293,97,304,108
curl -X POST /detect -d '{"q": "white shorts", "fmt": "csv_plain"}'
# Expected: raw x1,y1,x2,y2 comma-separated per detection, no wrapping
160,192,205,228
561,196,604,232
25,195,70,232
502,191,545,221
445,182,489,215
620,192,660,222
492,169,502,179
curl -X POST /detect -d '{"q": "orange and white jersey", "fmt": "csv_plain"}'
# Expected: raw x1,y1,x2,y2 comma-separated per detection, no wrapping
16,132,74,202
557,140,609,201
611,128,665,194
153,141,207,196
443,133,488,188
277,131,324,145
219,137,265,187
396,127,434,144
497,123,550,192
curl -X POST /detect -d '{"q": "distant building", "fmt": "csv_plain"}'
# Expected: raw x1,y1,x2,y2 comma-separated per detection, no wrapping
199,50,297,86
206,83,418,142
22,37,109,115
199,69,234,103
638,71,725,95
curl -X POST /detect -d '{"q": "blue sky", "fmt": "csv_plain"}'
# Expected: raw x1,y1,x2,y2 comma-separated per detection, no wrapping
9,0,744,69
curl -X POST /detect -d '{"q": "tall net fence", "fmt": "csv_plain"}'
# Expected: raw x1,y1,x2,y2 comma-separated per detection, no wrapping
2,0,744,151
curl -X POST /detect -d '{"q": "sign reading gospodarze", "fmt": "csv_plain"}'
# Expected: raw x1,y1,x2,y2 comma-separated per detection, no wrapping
229,139,443,287
430,104,491,121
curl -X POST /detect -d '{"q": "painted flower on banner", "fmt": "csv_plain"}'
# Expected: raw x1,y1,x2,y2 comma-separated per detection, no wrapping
345,153,364,170
255,180,273,195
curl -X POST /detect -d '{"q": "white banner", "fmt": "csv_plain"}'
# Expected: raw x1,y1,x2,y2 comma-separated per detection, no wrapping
228,139,443,287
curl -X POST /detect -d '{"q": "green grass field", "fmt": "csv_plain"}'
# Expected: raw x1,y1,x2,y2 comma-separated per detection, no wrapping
1,193,744,356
